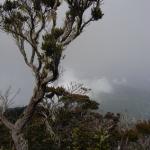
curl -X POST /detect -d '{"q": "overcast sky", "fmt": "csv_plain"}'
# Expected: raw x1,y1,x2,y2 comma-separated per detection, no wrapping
0,0,150,107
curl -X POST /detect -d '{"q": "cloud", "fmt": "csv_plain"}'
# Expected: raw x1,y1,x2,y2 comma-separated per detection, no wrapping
87,78,113,94
112,78,127,85
57,68,113,95
57,69,80,86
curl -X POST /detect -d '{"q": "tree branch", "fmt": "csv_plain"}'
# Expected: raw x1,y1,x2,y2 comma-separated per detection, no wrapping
0,115,14,130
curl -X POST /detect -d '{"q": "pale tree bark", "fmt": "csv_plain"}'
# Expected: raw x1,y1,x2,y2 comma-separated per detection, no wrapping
0,84,48,150
12,88,45,150
12,130,28,150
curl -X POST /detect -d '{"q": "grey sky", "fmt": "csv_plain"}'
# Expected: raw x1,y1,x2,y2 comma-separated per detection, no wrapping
63,0,150,83
0,0,150,112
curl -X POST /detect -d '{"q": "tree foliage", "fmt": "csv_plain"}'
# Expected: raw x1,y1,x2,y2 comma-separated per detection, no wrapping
0,0,104,149
0,0,103,84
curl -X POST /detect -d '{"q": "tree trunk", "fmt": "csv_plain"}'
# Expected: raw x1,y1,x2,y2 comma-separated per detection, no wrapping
12,129,28,150
11,85,47,150
1,84,49,150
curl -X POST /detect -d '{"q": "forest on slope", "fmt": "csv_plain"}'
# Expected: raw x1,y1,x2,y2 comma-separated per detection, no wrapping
0,100,150,150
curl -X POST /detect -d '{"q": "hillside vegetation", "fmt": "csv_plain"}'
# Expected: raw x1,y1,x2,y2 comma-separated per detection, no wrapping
1,103,150,150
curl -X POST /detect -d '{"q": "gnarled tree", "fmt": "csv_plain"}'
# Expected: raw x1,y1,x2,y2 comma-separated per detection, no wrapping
0,0,103,150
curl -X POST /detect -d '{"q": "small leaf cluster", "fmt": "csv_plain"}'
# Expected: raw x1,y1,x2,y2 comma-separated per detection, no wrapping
91,6,104,20
65,0,104,22
3,0,19,11
3,12,28,32
46,86,67,96
41,28,64,57
41,0,61,8
0,1,29,33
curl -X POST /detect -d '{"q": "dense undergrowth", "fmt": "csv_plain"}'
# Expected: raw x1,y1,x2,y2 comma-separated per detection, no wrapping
0,105,150,150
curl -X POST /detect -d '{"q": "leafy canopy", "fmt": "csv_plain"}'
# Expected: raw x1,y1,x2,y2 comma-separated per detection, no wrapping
0,0,103,84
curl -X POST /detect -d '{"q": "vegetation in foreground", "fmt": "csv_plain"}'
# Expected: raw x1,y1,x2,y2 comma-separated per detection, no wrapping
0,87,150,150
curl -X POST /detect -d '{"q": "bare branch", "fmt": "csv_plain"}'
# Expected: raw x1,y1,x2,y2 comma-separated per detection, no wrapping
0,115,14,130
30,48,36,64
0,87,20,114
0,87,19,130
